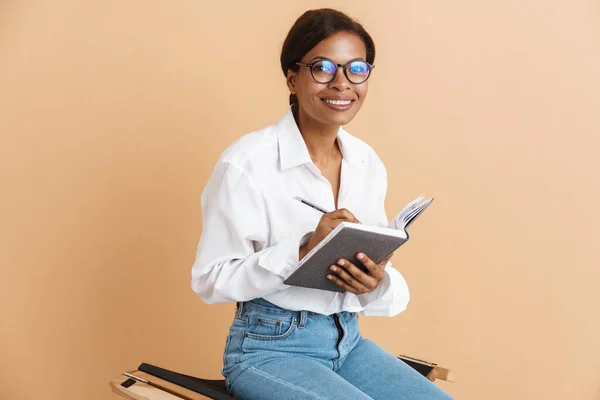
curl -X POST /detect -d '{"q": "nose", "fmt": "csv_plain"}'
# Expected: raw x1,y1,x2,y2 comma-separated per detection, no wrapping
327,67,351,91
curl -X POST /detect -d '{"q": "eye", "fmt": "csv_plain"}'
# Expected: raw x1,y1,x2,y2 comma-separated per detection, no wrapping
349,61,369,75
313,60,336,74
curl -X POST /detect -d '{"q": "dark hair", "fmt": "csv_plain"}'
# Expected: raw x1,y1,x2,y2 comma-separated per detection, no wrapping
280,8,376,105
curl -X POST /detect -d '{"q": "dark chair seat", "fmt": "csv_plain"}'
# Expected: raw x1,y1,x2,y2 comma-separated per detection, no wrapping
137,355,444,400
138,363,234,400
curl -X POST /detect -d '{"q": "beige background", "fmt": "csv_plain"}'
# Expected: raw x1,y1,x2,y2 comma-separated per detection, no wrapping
1,1,599,399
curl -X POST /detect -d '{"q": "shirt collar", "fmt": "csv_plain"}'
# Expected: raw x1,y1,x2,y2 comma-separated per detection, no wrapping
276,107,365,171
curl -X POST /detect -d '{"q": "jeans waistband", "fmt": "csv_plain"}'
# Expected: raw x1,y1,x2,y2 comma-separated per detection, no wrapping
236,298,311,328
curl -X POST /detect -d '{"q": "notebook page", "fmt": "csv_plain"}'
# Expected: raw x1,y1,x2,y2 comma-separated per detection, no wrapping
388,196,434,230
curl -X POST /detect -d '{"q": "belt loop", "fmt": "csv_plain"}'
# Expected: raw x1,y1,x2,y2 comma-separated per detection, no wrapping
235,301,243,318
297,310,307,329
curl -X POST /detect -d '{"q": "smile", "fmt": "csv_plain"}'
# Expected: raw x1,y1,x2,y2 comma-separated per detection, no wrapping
322,99,353,105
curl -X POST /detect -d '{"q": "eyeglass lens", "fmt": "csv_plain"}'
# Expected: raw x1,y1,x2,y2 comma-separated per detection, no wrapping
311,60,370,84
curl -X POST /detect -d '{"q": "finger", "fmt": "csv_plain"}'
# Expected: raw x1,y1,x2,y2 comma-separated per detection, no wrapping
330,261,376,292
317,214,344,232
332,216,361,224
380,252,394,266
321,216,359,233
355,253,385,280
336,259,375,284
326,272,356,293
326,271,366,295
323,219,346,232
328,208,360,223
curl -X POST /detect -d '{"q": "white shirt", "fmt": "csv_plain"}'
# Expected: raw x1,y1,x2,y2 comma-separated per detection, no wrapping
191,107,410,316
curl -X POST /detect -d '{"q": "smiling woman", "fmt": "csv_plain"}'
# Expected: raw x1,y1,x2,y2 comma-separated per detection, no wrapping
291,33,370,122
281,12,374,128
190,8,453,400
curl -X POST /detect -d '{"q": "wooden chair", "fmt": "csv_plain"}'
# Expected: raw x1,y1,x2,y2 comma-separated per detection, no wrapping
110,356,454,400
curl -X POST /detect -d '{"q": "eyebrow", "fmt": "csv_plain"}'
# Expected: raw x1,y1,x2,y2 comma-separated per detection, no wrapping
306,56,367,63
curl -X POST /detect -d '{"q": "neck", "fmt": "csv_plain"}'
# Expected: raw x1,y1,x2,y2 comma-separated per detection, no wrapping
293,105,341,164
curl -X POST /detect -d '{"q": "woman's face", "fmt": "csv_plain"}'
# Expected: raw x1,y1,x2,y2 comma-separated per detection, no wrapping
288,31,369,128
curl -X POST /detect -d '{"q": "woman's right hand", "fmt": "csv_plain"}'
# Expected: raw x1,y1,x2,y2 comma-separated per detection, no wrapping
299,208,360,260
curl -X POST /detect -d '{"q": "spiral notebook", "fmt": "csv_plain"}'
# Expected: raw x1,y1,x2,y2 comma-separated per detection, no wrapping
283,196,434,292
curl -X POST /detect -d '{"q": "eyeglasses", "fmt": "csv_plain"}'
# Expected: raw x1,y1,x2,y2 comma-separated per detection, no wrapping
295,58,374,84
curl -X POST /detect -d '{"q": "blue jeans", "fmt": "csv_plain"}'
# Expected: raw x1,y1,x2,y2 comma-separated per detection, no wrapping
222,298,453,399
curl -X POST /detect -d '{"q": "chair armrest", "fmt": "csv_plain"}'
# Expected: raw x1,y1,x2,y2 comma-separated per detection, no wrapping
109,370,214,400
398,355,455,383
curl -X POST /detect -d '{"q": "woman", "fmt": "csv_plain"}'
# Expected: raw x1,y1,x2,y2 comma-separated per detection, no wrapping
191,8,453,400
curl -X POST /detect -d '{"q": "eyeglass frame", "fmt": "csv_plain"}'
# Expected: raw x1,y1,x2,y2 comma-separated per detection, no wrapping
295,58,375,84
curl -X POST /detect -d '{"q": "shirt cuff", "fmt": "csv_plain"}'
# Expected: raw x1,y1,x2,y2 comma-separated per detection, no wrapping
258,231,313,278
356,265,410,316
356,266,391,305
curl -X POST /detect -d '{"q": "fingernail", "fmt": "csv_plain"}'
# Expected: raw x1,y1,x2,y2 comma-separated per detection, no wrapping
337,260,345,266
327,275,333,280
357,253,364,260
330,266,337,272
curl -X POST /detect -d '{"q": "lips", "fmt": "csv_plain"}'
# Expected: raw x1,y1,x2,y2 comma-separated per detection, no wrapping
321,97,355,111
322,99,352,105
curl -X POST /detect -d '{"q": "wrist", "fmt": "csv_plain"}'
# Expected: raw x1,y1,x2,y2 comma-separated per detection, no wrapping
298,231,316,261
299,242,310,260
299,237,316,260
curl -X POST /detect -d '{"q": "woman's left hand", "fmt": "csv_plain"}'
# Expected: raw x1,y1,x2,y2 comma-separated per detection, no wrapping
326,252,393,295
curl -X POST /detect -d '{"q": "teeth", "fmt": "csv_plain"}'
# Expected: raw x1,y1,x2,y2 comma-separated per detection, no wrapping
324,99,351,105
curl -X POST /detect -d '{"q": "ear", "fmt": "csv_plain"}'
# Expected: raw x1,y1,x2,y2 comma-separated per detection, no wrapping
286,69,297,94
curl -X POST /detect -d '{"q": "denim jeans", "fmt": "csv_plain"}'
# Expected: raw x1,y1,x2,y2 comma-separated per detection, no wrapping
222,298,453,400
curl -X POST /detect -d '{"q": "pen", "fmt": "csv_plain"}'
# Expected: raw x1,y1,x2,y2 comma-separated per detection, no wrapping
398,354,437,366
122,372,195,400
293,196,330,214
293,196,362,224
123,372,149,383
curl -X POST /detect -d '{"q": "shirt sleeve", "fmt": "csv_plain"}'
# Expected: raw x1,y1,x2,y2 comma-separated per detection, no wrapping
191,161,309,304
349,164,411,317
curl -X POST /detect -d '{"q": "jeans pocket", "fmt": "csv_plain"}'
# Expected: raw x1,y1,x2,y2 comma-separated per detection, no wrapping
222,334,231,364
244,311,296,341
221,333,231,377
